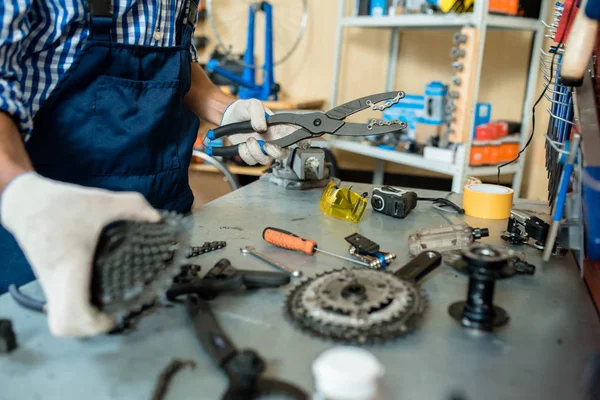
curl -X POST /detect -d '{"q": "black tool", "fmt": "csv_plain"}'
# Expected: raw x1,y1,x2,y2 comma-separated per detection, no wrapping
344,233,396,269
171,260,306,399
205,92,408,157
501,209,550,250
0,320,17,354
450,254,536,278
166,259,290,302
187,296,307,400
448,244,511,331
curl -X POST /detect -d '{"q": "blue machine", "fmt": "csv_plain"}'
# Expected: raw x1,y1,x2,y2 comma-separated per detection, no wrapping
206,2,279,101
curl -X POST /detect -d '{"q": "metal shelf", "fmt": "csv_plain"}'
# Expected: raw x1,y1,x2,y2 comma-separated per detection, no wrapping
341,14,471,29
330,0,549,197
487,14,540,30
331,140,458,175
341,13,540,31
332,140,520,178
467,164,518,176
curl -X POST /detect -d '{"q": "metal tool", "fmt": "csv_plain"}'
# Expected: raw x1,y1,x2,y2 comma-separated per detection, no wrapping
408,223,489,256
0,320,17,354
501,209,550,250
204,91,408,157
263,227,370,267
169,258,307,399
284,250,442,344
240,246,302,278
344,233,396,269
166,259,290,302
186,295,308,400
446,246,536,278
261,145,334,190
448,244,512,331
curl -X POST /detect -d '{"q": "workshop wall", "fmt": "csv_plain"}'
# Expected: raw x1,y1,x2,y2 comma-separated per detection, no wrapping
195,0,551,201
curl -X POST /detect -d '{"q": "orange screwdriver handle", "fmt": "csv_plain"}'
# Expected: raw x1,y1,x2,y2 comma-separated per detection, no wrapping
262,227,316,256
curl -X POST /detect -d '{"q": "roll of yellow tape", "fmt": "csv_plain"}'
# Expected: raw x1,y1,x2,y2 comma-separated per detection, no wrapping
463,184,513,220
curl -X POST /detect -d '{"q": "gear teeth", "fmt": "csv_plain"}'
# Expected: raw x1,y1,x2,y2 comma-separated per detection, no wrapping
92,212,228,332
283,268,429,345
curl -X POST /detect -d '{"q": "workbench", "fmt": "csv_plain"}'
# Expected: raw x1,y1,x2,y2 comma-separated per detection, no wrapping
1,181,598,400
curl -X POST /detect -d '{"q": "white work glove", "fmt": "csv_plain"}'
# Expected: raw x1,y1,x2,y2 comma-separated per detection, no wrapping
221,99,310,166
1,172,161,337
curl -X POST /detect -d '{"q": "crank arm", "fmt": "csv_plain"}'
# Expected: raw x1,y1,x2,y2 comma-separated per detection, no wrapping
394,250,442,282
186,295,238,367
166,276,244,301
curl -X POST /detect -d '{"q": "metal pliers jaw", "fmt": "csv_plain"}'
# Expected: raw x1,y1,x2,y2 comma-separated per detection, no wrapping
205,91,408,157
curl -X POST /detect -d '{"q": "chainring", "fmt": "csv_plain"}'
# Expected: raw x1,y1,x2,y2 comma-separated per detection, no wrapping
285,268,427,344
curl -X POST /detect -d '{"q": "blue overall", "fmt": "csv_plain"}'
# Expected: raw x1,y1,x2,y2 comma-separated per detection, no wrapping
0,1,200,293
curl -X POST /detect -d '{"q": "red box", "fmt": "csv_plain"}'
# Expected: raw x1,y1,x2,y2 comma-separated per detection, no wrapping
475,122,509,140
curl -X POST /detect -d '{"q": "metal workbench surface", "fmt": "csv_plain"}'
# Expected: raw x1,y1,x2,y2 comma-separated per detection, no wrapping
1,181,598,400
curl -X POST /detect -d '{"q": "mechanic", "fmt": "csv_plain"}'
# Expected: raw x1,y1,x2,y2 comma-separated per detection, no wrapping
0,0,296,338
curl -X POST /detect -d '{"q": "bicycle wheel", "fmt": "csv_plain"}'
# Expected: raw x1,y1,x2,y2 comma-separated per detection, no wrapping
207,0,308,67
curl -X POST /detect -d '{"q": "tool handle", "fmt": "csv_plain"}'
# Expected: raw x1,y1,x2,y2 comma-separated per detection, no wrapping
561,0,597,86
208,121,255,140
206,144,239,157
207,140,267,157
263,227,316,255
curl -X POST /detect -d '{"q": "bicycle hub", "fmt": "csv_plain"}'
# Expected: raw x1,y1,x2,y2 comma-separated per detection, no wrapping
448,244,511,331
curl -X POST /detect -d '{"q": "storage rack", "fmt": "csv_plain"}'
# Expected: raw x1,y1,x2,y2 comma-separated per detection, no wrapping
328,0,550,197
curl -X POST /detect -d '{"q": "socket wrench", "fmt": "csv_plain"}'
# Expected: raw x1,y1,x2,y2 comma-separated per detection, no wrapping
241,246,303,278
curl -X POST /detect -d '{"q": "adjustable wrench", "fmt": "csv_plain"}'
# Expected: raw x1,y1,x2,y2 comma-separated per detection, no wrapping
240,246,303,278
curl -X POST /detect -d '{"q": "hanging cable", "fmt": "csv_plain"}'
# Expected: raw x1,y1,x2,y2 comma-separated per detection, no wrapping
496,1,577,183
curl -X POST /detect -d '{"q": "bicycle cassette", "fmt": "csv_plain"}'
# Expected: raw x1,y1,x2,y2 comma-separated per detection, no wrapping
91,211,193,326
284,251,442,344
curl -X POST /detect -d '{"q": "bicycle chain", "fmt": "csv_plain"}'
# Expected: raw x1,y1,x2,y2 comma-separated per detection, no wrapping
365,92,406,131
186,241,227,258
366,92,402,111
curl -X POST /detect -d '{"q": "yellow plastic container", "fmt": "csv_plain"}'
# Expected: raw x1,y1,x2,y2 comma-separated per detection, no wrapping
319,181,368,223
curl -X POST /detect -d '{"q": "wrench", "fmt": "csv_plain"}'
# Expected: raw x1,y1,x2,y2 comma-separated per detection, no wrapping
240,246,303,278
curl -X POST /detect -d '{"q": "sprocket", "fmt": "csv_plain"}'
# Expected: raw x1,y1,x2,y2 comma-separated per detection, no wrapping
284,268,428,345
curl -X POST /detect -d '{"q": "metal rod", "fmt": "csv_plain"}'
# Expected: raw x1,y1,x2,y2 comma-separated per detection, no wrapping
314,248,370,267
547,108,576,125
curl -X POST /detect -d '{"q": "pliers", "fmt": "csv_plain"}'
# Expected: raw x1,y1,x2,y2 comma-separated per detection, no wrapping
205,91,408,157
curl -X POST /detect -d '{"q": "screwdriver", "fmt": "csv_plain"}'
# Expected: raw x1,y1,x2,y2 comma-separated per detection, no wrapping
262,227,370,267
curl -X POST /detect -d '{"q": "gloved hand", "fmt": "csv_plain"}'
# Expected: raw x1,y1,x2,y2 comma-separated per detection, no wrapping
0,172,161,337
221,99,310,165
